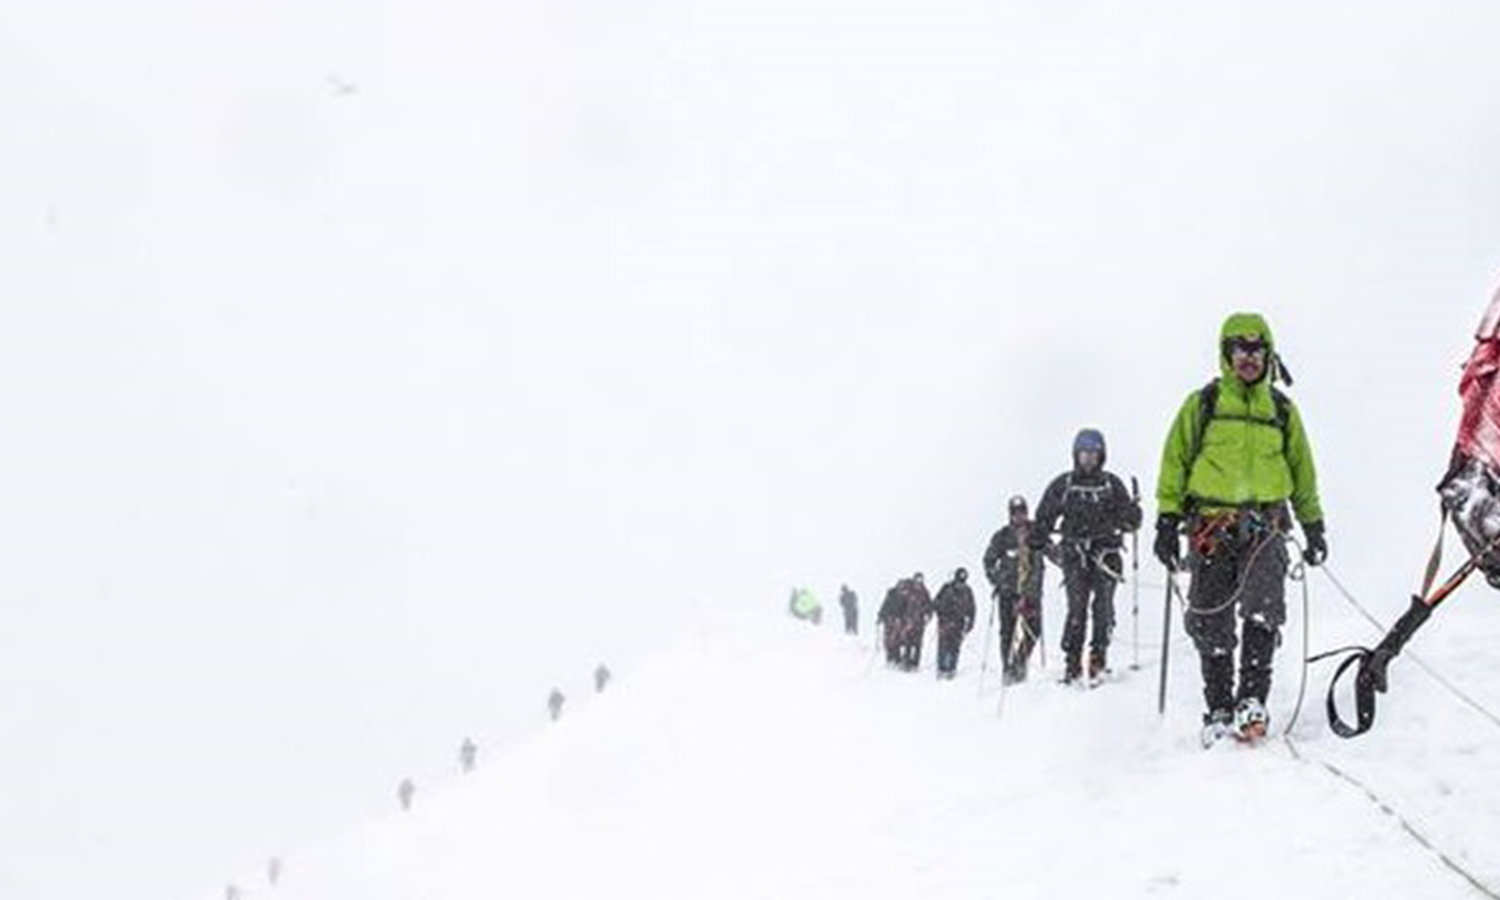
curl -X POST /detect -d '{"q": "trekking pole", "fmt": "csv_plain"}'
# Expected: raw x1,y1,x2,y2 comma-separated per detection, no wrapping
1157,569,1178,717
996,663,1007,719
1036,596,1048,671
997,620,1011,720
1131,476,1141,671
977,595,997,697
1033,543,1050,673
862,619,884,675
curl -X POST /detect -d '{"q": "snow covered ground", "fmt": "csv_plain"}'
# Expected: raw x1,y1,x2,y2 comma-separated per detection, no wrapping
236,576,1500,900
6,2,1500,898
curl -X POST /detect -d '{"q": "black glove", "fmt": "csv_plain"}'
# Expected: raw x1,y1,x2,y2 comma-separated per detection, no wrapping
1302,521,1328,566
1154,514,1182,571
1026,528,1049,552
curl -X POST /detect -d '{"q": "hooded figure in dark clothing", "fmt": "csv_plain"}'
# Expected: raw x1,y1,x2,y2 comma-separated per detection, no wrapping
1032,429,1142,683
984,495,1046,683
900,573,932,671
838,584,859,634
932,568,977,678
877,581,905,666
876,575,930,671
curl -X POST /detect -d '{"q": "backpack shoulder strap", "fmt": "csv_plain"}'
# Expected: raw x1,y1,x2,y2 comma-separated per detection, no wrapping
1190,378,1220,462
1270,386,1292,439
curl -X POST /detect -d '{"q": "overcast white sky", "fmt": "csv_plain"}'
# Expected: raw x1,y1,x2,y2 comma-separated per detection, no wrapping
2,1,1500,898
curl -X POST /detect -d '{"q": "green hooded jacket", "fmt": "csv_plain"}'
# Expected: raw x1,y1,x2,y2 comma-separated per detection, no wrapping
1155,313,1323,526
790,588,822,618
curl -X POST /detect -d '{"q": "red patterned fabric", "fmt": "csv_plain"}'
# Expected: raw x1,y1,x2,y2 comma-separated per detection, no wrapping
1455,290,1500,471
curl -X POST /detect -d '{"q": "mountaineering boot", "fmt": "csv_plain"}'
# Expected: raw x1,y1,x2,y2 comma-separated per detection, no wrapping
1062,654,1083,685
1087,647,1108,685
1200,708,1234,748
1234,697,1269,742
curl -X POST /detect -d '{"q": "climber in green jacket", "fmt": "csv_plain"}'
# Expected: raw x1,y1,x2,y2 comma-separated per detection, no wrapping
1154,312,1328,746
788,587,823,625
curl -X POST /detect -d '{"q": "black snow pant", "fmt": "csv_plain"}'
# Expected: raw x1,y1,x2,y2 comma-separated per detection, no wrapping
936,623,965,674
998,591,1042,680
882,620,902,665
1061,549,1119,670
1184,511,1289,715
902,618,927,670
842,605,858,634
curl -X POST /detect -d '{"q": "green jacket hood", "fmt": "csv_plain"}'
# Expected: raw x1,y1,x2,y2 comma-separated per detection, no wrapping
1219,312,1276,381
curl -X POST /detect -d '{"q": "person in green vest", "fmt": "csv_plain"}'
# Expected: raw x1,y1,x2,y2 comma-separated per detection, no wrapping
1154,312,1327,746
788,586,823,625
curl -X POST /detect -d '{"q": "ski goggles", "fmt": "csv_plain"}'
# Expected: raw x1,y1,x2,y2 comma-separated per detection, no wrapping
1222,337,1268,356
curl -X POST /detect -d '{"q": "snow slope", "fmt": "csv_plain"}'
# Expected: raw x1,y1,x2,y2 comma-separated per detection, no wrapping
236,586,1500,900
6,2,1500,897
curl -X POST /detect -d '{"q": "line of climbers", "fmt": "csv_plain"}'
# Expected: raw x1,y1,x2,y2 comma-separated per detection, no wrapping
787,585,863,635
799,312,1328,747
393,661,614,814
230,657,620,896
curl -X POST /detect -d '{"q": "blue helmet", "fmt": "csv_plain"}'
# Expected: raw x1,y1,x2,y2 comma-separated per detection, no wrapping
1073,428,1107,467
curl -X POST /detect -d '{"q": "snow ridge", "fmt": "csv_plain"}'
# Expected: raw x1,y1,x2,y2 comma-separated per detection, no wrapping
230,599,1500,900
